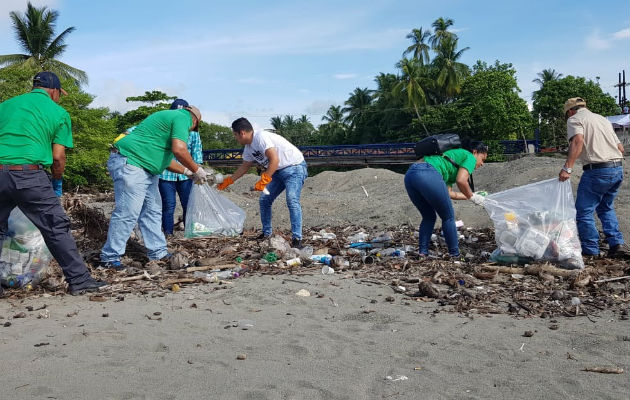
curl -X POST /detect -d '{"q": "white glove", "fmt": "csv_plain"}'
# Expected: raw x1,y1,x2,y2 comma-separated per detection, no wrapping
191,167,208,184
183,167,194,177
470,193,486,206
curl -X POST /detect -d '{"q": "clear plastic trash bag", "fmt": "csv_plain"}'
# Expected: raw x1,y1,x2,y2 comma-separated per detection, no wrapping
185,184,246,238
483,178,584,270
0,209,52,288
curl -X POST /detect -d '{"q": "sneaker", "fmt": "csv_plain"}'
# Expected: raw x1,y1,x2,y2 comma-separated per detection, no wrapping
256,233,271,240
98,260,125,271
68,278,108,296
607,244,630,259
291,238,303,249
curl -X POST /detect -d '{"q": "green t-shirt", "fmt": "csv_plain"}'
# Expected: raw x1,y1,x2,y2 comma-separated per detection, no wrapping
425,148,477,186
114,109,192,175
0,89,73,167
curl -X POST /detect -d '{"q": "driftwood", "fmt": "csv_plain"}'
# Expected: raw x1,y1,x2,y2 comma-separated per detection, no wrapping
595,275,630,283
185,264,236,273
159,278,196,288
480,263,580,278
582,366,624,374
114,271,156,282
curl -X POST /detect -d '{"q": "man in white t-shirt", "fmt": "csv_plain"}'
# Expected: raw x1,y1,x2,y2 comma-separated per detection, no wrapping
217,117,308,248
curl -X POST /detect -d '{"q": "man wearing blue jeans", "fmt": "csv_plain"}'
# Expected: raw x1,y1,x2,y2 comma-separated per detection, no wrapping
157,99,204,235
100,106,207,269
217,117,307,248
559,97,628,259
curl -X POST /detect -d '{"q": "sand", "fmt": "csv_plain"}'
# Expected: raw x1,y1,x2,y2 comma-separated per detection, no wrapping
1,155,629,399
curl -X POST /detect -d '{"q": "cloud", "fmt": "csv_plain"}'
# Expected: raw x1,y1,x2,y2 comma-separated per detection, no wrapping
613,27,630,39
585,31,611,50
333,73,357,80
585,27,629,50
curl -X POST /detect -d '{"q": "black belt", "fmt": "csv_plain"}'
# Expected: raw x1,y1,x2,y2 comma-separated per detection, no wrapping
0,164,43,171
583,160,622,171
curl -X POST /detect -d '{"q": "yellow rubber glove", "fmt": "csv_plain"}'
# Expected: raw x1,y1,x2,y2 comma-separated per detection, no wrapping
217,176,234,191
254,173,272,191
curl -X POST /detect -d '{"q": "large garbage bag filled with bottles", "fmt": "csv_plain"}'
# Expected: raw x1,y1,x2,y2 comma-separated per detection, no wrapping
185,184,246,238
0,209,52,289
483,178,584,270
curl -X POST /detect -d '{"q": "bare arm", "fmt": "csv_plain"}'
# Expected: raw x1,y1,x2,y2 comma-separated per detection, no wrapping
231,160,255,181
51,144,66,179
618,143,625,155
263,147,279,176
454,167,473,199
171,138,198,172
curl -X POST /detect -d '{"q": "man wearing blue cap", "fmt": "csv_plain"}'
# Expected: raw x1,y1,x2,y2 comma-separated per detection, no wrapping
0,71,107,295
158,99,204,235
100,101,206,269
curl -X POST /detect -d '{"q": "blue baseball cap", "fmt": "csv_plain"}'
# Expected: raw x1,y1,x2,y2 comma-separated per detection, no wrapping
170,98,189,109
33,71,67,95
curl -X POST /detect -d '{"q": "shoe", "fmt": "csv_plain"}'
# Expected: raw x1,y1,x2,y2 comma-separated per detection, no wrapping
97,260,125,271
0,285,3,297
158,252,173,262
68,278,108,296
256,233,271,240
291,238,303,249
607,244,630,259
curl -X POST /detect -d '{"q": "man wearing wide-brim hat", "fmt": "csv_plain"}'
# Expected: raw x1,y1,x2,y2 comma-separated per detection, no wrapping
100,104,207,269
559,97,628,259
0,71,107,295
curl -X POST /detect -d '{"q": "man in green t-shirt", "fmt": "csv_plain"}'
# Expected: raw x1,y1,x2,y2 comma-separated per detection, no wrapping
0,71,107,296
99,106,207,269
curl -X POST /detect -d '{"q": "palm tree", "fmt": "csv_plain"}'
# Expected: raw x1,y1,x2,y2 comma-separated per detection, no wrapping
432,35,469,98
430,17,456,49
393,58,431,134
403,28,431,65
270,116,283,132
342,88,373,127
532,69,563,87
0,2,87,85
322,105,345,125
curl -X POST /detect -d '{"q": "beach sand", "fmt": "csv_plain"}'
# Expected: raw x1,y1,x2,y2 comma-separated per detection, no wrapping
1,155,629,399
1,273,628,400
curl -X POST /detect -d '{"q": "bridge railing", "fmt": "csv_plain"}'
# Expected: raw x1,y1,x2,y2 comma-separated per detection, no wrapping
203,140,540,165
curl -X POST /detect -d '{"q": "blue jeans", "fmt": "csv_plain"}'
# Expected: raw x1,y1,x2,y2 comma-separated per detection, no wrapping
158,179,192,235
100,153,168,262
404,163,459,256
260,162,307,240
575,166,624,255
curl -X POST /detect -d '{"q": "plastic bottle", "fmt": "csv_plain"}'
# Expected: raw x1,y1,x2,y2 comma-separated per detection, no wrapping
310,254,332,265
286,257,302,267
193,270,237,282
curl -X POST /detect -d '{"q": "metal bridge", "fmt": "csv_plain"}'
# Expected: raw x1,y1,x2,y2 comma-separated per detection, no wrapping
203,140,540,168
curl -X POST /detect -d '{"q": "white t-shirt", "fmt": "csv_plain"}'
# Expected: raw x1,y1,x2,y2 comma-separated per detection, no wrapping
243,130,304,169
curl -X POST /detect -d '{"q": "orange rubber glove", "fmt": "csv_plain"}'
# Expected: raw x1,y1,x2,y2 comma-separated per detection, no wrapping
254,173,272,191
217,176,234,191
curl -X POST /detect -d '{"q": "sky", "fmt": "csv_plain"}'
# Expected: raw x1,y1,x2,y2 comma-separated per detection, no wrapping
0,0,628,130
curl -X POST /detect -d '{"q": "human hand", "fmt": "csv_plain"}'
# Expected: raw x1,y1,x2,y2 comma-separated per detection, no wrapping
558,169,571,182
470,193,485,206
254,173,272,191
217,176,234,190
51,178,63,197
191,167,208,184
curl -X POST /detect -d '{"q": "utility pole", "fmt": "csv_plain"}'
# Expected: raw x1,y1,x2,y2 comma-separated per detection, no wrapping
614,70,628,109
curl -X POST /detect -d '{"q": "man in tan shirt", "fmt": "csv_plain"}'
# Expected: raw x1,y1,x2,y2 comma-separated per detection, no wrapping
559,97,628,258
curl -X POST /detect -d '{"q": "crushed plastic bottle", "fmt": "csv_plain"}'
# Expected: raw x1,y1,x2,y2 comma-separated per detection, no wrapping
263,252,278,263
378,248,406,258
193,270,238,282
310,254,332,265
347,232,369,243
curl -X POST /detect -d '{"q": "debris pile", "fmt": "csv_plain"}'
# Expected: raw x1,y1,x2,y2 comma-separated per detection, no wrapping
1,196,627,320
